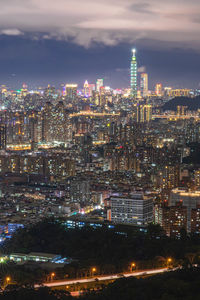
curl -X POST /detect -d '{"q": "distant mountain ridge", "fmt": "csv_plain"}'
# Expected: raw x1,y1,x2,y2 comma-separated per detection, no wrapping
163,96,200,111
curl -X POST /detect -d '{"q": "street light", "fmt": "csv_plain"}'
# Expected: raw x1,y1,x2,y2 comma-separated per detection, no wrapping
167,258,173,268
6,277,11,285
50,272,55,281
91,267,96,276
131,263,136,272
131,263,136,267
0,257,5,263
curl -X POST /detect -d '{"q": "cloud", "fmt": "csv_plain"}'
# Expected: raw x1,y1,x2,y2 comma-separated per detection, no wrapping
0,0,199,48
129,2,154,14
0,28,23,36
138,66,146,72
115,68,129,72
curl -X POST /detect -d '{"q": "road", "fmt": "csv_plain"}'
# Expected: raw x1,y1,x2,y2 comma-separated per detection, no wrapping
38,267,169,288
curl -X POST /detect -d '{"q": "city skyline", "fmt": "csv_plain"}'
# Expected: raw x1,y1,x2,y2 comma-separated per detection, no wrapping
0,0,200,89
0,38,200,90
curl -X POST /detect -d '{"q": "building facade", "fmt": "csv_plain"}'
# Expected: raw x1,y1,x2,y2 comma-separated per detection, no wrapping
107,192,153,226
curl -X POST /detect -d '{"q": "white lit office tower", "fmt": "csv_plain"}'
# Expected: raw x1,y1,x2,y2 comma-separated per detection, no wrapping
107,192,153,226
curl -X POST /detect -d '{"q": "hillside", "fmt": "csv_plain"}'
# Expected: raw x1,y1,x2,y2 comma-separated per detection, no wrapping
163,96,200,111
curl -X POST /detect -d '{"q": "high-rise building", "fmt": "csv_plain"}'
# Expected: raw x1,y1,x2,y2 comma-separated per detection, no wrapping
42,102,54,142
161,165,180,191
83,80,90,97
52,101,66,142
83,81,95,98
65,84,78,100
191,208,200,234
44,85,56,97
0,124,6,150
169,89,190,98
106,192,153,226
164,87,172,98
155,83,163,97
140,73,148,97
70,179,90,205
136,104,152,122
21,83,28,98
96,79,104,92
162,204,187,238
170,188,200,232
42,101,71,143
130,49,137,98
89,84,95,97
177,105,187,116
158,189,200,237
194,169,200,187
29,112,38,151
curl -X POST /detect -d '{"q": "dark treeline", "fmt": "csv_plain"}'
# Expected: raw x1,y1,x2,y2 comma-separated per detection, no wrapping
0,287,72,300
2,219,200,272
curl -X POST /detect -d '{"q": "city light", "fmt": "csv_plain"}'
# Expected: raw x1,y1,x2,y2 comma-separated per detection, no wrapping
50,272,55,281
131,263,136,267
6,277,11,284
0,257,5,263
130,262,136,271
0,1,199,299
132,48,136,54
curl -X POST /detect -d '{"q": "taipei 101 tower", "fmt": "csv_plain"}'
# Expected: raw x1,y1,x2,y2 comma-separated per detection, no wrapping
130,48,137,98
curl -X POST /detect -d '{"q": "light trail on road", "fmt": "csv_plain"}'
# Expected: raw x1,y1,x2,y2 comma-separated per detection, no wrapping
37,267,169,288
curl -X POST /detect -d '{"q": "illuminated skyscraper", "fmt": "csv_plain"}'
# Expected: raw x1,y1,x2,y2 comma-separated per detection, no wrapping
130,49,137,97
0,124,6,150
155,83,163,97
84,80,90,97
195,169,200,187
42,102,53,142
65,84,78,100
106,193,153,225
136,104,152,123
44,85,56,97
21,83,28,98
83,81,95,97
96,79,104,92
140,73,148,97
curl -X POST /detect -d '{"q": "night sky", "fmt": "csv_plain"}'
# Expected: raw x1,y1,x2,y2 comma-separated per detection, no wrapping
0,0,200,89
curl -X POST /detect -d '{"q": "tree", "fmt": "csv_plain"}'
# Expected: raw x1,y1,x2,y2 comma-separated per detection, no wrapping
146,224,166,239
